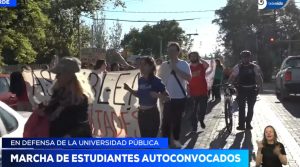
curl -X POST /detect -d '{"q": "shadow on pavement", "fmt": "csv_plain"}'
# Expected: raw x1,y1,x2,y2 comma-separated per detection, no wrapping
206,98,221,115
181,131,203,149
229,132,244,149
281,96,300,118
229,130,255,162
209,127,230,149
209,129,255,162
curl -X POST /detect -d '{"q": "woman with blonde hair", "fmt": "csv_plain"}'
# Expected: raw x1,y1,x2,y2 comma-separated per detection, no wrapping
256,125,287,167
41,57,94,137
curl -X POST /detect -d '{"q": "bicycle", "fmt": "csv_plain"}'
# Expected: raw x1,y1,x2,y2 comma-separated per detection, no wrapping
222,84,236,133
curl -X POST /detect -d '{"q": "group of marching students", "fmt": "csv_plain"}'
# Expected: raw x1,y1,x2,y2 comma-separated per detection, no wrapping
8,42,287,167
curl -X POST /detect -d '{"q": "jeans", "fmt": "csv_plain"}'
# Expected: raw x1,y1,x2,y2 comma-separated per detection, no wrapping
162,98,186,141
237,87,257,127
138,106,160,137
191,96,208,130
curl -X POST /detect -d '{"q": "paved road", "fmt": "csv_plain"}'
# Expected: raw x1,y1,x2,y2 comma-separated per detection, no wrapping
179,83,300,167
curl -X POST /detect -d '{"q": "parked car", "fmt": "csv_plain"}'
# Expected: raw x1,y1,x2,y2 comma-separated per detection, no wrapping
0,74,17,109
0,101,29,166
275,56,300,100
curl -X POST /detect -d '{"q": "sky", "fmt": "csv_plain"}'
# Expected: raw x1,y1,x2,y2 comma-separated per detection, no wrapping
82,0,227,56
82,1,300,56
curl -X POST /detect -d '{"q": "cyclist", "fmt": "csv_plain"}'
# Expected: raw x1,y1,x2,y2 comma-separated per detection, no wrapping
228,50,263,130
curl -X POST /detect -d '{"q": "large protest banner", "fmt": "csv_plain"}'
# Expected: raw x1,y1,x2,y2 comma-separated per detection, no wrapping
22,69,140,138
22,60,215,138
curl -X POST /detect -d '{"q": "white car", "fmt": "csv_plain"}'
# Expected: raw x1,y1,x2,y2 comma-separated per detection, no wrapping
275,56,300,100
0,102,29,166
0,101,27,138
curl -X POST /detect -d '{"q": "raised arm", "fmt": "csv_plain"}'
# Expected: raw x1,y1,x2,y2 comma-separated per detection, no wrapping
255,141,263,167
199,58,209,70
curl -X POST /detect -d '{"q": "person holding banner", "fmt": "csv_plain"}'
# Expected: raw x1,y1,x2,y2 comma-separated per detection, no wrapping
188,52,209,131
158,42,192,148
41,57,94,137
124,57,169,137
256,125,287,167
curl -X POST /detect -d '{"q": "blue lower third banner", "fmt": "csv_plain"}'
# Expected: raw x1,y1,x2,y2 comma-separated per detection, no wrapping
2,138,168,149
2,149,249,167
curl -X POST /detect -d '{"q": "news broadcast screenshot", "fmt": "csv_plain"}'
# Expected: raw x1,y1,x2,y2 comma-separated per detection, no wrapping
0,0,299,166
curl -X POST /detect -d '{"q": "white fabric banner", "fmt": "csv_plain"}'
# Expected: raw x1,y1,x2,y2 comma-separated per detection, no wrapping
22,61,215,138
23,69,140,138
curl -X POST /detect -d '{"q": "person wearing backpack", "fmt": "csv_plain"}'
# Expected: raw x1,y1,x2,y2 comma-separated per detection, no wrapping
157,42,192,148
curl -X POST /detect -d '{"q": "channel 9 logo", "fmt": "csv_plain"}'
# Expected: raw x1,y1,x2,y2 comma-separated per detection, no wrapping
258,0,267,9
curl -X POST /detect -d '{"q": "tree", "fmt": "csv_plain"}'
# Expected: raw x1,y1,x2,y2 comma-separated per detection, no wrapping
93,12,108,49
213,0,300,81
0,0,50,64
109,21,122,50
121,20,189,58
45,0,123,58
0,0,124,65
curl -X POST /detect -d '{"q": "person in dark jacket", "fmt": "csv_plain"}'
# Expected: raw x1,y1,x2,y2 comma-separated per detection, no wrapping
43,57,93,137
228,50,263,130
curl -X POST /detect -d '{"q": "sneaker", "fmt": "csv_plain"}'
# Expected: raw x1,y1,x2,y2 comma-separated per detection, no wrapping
236,126,245,131
246,124,253,130
200,121,206,129
173,140,182,148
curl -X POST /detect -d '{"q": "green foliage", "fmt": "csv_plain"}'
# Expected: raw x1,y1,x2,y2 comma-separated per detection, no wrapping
109,21,122,50
121,20,190,58
214,0,300,81
0,0,124,65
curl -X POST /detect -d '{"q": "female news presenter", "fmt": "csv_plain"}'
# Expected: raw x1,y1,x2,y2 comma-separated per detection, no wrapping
256,125,287,167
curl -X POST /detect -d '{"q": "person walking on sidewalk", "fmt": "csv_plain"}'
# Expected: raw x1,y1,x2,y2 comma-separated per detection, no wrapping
158,42,192,148
212,59,224,100
228,50,263,130
124,57,169,137
256,125,287,167
188,52,209,132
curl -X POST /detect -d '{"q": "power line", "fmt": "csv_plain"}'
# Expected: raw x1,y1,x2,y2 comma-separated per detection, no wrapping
81,15,202,22
102,9,216,14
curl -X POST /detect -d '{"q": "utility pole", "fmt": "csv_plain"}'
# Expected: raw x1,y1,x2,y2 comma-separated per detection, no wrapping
78,16,81,57
159,36,162,58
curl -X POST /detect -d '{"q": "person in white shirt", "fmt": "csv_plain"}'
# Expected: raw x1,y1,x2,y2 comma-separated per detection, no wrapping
157,42,192,148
